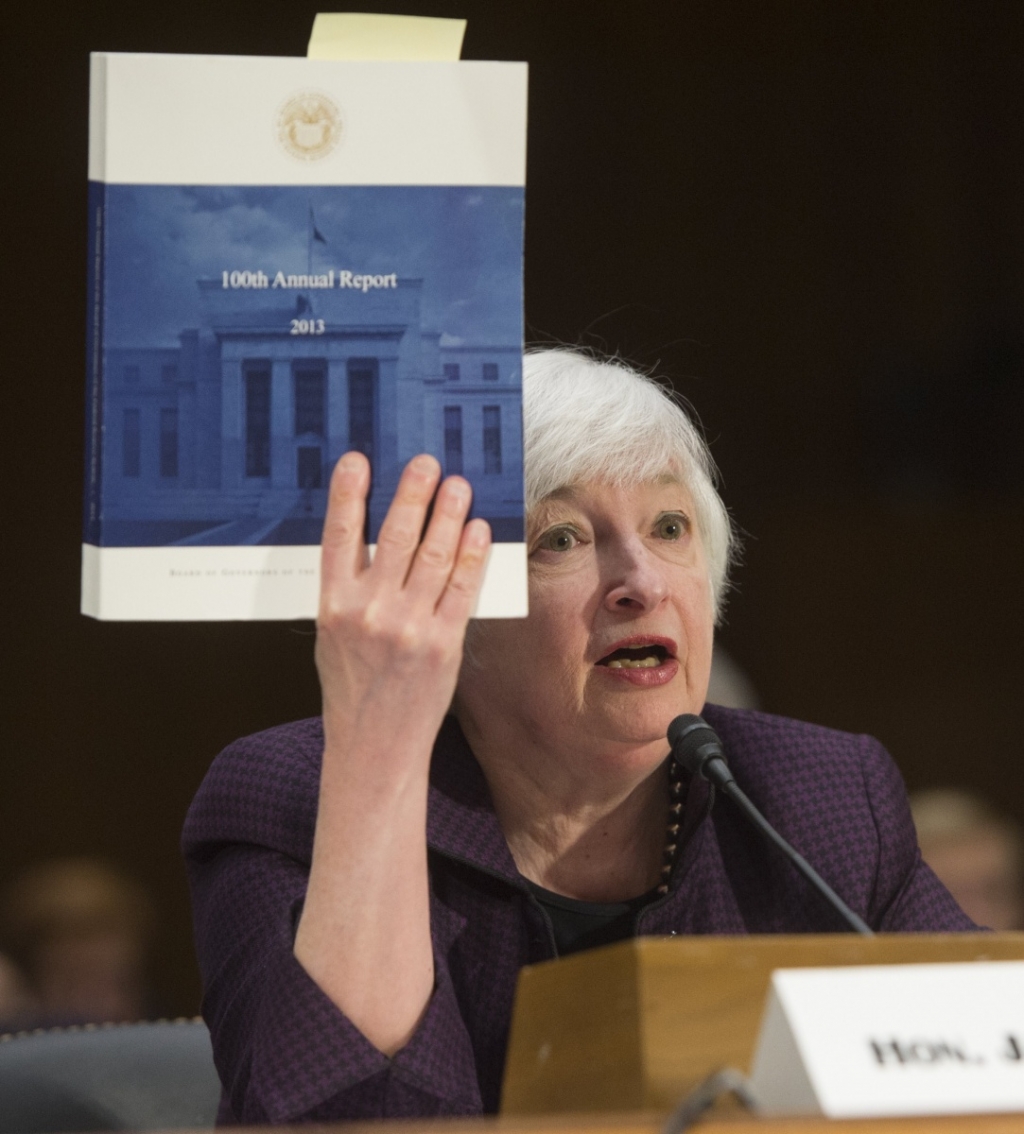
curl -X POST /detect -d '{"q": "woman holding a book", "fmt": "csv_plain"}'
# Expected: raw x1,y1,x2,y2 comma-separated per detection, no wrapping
183,349,973,1123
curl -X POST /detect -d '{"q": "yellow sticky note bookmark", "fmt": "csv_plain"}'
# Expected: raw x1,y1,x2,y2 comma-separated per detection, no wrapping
308,13,466,61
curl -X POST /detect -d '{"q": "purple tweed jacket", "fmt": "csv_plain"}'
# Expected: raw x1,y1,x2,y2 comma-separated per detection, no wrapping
182,704,973,1124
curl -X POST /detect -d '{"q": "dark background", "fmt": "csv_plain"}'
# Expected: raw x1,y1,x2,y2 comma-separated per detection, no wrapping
2,0,1022,1015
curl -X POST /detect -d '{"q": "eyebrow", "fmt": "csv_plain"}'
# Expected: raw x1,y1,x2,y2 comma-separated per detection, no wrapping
540,473,686,505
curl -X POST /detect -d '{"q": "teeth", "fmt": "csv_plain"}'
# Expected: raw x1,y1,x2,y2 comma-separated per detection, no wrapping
607,656,661,669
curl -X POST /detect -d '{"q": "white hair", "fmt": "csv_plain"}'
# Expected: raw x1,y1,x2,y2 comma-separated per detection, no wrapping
522,348,736,619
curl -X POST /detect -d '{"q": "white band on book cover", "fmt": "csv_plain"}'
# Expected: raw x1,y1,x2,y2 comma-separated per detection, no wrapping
89,54,526,187
81,542,527,622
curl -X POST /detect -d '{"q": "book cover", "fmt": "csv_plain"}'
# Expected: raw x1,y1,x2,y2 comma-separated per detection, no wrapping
83,53,527,620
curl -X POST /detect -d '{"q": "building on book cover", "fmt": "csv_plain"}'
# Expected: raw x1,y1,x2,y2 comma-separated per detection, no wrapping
84,54,528,621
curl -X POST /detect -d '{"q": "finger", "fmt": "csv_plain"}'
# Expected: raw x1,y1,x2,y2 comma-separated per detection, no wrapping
436,519,492,623
404,476,473,599
320,452,370,599
371,455,442,586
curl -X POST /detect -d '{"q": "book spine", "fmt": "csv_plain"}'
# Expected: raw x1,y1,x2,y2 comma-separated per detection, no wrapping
82,55,107,616
83,180,105,548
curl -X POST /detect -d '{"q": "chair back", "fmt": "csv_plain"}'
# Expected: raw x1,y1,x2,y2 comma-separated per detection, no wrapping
0,1019,221,1133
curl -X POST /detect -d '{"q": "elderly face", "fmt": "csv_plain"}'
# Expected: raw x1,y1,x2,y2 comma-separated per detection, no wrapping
456,475,715,770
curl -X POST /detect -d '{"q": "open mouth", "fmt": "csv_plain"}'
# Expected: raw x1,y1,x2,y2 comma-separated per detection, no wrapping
597,644,672,670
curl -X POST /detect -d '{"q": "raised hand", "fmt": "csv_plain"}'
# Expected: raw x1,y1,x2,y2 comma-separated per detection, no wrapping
316,451,490,765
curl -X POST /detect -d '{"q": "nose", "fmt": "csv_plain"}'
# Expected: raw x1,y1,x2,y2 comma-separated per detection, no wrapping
602,536,670,613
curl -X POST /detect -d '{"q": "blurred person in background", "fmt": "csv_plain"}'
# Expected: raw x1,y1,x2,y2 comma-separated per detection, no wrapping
706,645,760,711
0,951,35,1030
910,789,1023,931
1,857,157,1026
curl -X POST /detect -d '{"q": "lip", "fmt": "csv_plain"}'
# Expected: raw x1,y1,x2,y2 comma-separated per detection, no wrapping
593,634,679,665
596,657,680,687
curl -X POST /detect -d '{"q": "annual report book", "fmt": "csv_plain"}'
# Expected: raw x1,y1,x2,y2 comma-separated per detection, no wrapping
83,52,527,620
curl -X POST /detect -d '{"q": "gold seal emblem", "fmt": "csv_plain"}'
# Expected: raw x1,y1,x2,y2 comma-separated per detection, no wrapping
277,91,343,161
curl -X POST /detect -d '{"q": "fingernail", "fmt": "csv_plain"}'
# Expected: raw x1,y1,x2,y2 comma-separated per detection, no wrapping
339,453,362,473
411,454,437,474
447,479,470,503
468,519,491,546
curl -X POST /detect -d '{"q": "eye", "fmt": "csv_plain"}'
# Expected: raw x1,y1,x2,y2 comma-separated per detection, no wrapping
534,525,580,553
654,513,689,541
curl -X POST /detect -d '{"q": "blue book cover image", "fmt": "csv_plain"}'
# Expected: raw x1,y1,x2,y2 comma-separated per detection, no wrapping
87,184,525,550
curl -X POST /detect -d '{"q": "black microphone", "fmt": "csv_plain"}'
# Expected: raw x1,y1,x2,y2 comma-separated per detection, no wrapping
668,714,873,936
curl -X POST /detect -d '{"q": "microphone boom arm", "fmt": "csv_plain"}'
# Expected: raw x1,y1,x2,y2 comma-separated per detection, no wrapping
669,715,874,937
715,770,873,936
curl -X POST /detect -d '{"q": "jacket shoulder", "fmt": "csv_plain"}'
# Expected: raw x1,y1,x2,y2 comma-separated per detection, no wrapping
701,702,872,751
698,703,974,932
699,704,894,877
182,717,324,865
700,703,887,788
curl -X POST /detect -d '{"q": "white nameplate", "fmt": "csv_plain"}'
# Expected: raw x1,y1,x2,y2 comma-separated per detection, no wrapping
750,962,1024,1118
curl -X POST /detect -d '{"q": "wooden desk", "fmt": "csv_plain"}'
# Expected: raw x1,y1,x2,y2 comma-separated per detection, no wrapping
502,934,1024,1114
